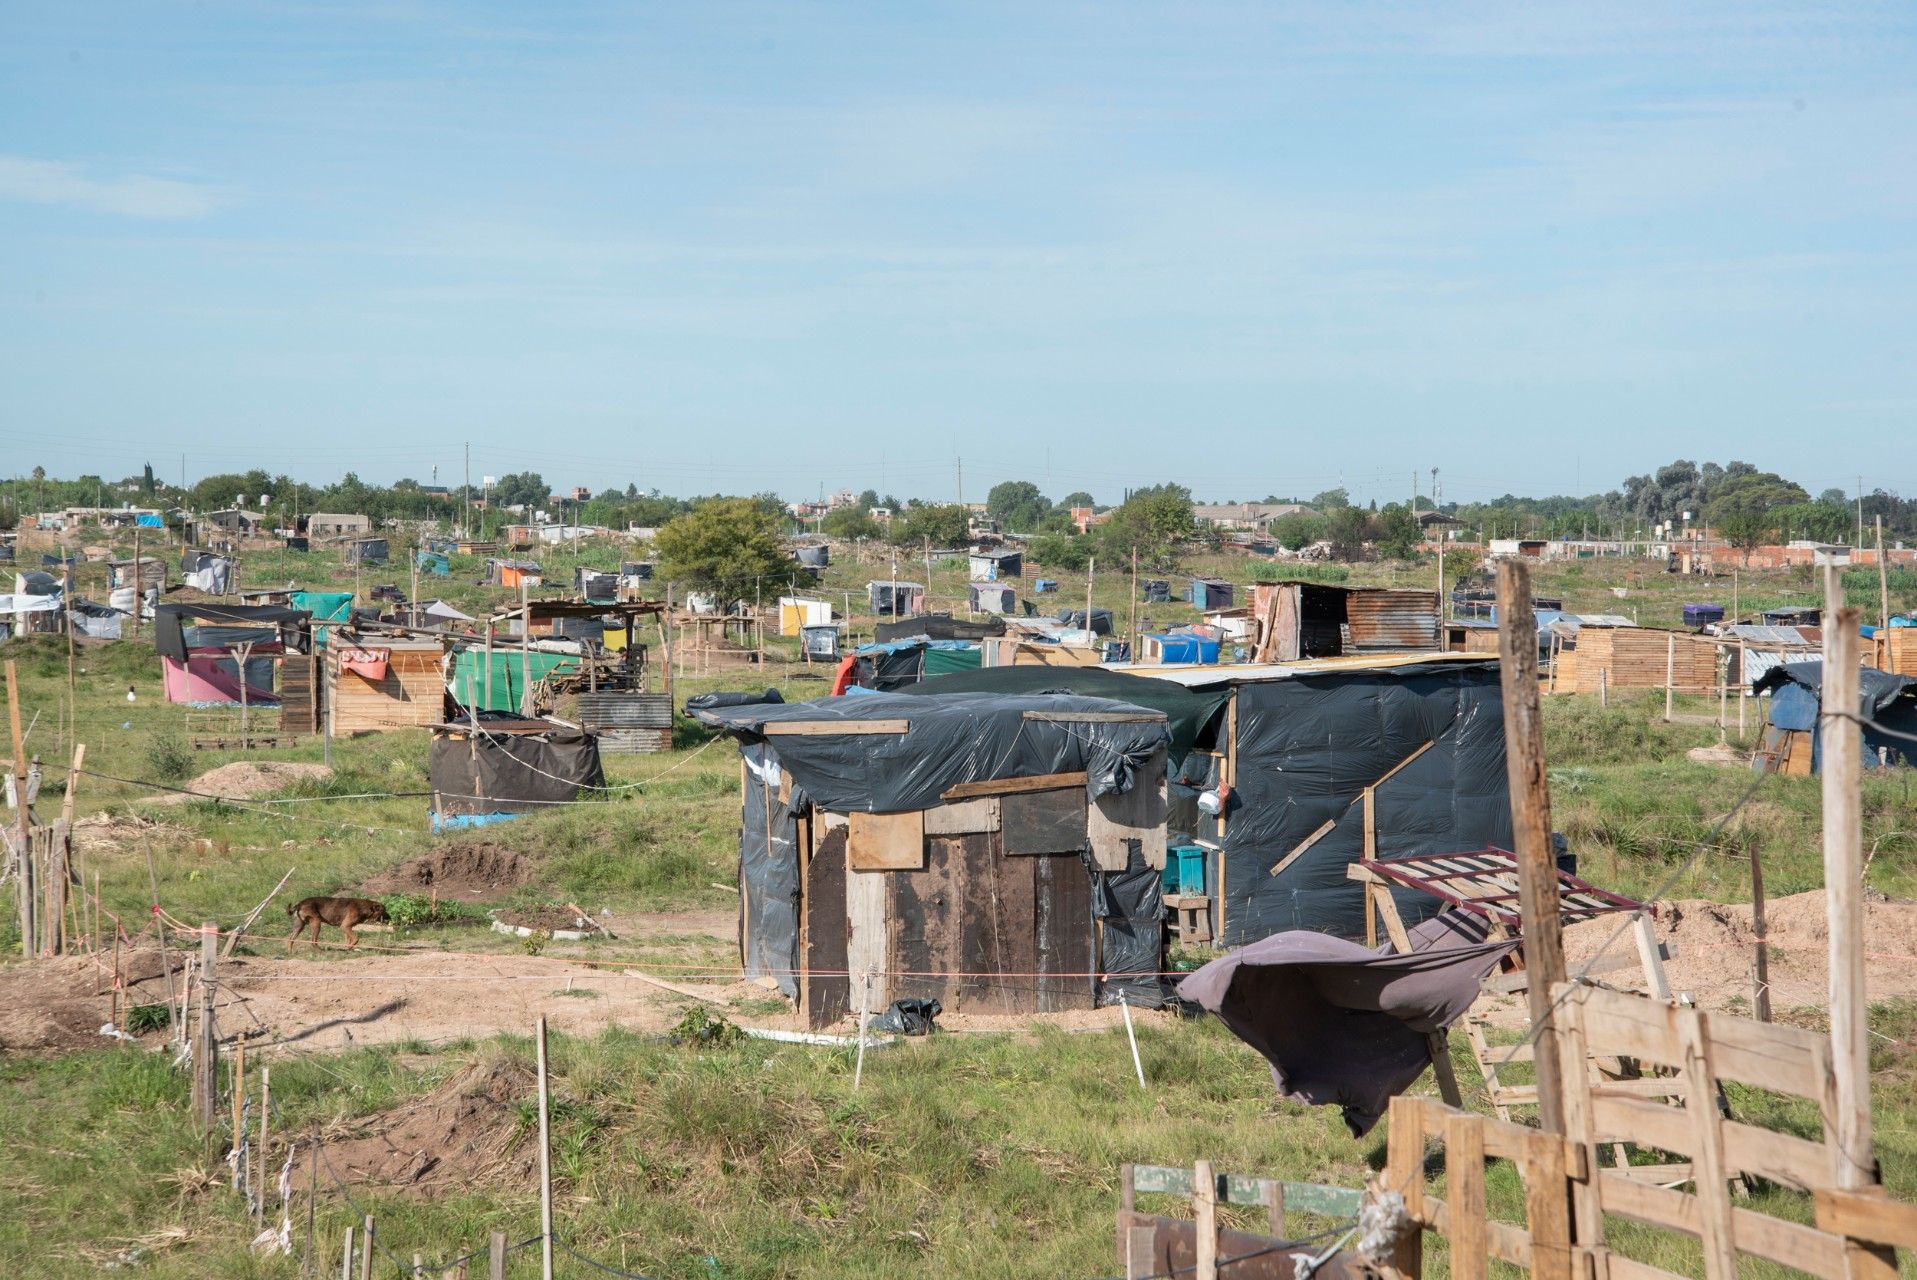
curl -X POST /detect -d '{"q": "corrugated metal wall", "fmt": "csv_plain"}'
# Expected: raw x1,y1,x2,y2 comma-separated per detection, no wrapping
1345,589,1440,650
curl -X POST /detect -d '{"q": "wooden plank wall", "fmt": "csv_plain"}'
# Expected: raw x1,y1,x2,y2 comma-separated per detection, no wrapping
802,823,850,1028
1558,629,1717,695
279,653,317,736
327,648,443,734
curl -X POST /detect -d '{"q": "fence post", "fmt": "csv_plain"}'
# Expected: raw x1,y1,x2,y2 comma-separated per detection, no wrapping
341,1227,354,1280
1751,843,1771,1023
489,1231,506,1280
196,924,220,1131
1192,1158,1217,1280
359,1215,375,1280
536,1016,554,1280
6,659,33,958
1821,566,1872,1191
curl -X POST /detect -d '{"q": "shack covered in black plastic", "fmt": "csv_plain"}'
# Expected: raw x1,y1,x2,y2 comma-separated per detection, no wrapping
428,715,606,832
689,689,1175,1024
1113,654,1512,945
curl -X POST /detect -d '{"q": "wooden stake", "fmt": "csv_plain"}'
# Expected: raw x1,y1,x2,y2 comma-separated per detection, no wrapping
257,1066,271,1227
360,1215,375,1280
535,1016,554,1280
1877,515,1890,636
488,1231,506,1280
1664,631,1676,722
233,1034,247,1150
306,1140,319,1280
1494,560,1567,1135
1751,841,1771,1023
196,923,220,1131
6,660,32,958
341,1226,355,1280
519,578,533,716
1822,565,1872,1189
1192,1158,1218,1280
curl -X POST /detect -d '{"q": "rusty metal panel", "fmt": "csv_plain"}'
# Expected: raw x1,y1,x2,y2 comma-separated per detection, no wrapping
576,691,673,753
1345,589,1440,651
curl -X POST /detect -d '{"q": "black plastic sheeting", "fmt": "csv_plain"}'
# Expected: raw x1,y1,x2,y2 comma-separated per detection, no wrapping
689,691,1171,812
873,613,1006,643
1094,844,1172,1006
1054,606,1114,635
152,603,310,662
428,722,607,817
1220,661,1512,944
738,741,801,998
902,666,1227,768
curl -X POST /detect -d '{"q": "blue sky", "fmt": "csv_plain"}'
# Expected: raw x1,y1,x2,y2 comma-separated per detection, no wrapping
2,2,1913,506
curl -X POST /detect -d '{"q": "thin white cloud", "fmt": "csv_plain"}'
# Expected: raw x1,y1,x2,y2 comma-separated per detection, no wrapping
0,156,221,219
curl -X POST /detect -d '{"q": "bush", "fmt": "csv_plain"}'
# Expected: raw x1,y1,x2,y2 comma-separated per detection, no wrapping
123,1003,172,1034
148,732,194,783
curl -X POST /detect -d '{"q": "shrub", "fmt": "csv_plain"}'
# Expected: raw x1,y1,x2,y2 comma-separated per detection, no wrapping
148,732,194,783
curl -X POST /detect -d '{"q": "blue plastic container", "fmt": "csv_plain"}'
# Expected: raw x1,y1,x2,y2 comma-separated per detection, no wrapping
1164,844,1207,895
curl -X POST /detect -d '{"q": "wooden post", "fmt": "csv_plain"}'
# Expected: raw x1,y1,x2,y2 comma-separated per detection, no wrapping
257,1066,271,1227
488,1232,506,1280
6,660,32,958
1751,841,1772,1023
1384,1095,1425,1279
1738,638,1747,736
519,578,532,717
131,527,142,642
535,1016,554,1280
236,640,255,751
1128,546,1139,662
341,1227,355,1280
232,1033,247,1148
360,1215,375,1280
1192,1158,1217,1280
63,559,77,751
1494,560,1567,1135
1598,665,1607,709
196,924,220,1131
1664,631,1676,722
1444,1113,1488,1280
1822,565,1872,1189
1085,556,1096,640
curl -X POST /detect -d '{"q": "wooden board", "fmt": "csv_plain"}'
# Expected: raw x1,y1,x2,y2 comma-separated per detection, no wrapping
1088,749,1168,871
942,770,1087,800
763,719,908,736
924,797,1001,836
887,833,962,1009
1002,787,1087,855
847,810,925,871
1035,850,1095,1011
956,833,1034,1015
801,823,850,1029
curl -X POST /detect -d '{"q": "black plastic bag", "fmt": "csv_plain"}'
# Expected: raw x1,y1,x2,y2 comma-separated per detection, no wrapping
872,997,941,1036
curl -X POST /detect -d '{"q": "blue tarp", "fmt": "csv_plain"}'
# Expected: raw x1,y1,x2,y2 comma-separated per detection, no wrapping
135,513,165,528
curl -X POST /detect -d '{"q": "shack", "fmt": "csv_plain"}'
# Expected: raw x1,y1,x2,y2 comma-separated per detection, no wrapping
967,548,1023,581
428,716,605,831
306,513,372,539
341,537,389,565
867,580,924,617
830,639,981,693
416,550,451,576
181,550,235,594
1552,626,1716,695
324,635,446,735
107,557,166,593
1750,661,1917,775
691,690,1174,1025
1244,582,1441,660
778,597,832,636
485,559,544,589
574,568,618,601
152,603,308,706
1187,576,1234,610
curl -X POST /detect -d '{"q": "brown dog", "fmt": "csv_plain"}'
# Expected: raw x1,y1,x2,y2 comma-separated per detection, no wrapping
286,896,388,950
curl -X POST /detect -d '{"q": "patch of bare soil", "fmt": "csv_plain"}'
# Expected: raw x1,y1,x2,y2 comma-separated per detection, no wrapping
358,843,534,903
69,810,187,857
495,906,603,934
321,1058,538,1195
1561,889,1917,1011
0,945,178,1053
149,761,333,805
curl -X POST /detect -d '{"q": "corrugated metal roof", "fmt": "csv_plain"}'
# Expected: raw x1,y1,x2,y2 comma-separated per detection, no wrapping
1722,624,1820,646
1346,588,1439,650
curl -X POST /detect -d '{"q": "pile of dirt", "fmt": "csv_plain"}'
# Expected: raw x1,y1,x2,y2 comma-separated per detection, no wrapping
359,843,535,903
69,810,187,857
0,944,179,1053
322,1059,538,1194
1685,742,1747,768
150,761,333,805
1562,889,1917,1011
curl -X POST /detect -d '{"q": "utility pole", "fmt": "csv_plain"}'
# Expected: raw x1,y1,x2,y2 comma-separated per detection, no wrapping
1857,475,1864,546
956,457,963,508
464,442,472,540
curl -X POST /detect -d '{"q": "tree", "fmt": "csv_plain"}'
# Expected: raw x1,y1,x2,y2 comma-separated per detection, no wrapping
1027,531,1092,571
1310,487,1349,510
141,462,156,495
889,503,970,548
1373,503,1421,560
857,488,882,511
1706,471,1808,560
1271,512,1325,551
1325,506,1373,560
821,506,882,541
654,498,794,609
1818,487,1847,508
985,480,1052,533
1058,491,1096,511
1097,484,1193,568
491,472,547,510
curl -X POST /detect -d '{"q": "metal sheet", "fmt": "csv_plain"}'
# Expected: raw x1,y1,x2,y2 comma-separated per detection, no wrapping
576,691,674,753
1344,589,1440,651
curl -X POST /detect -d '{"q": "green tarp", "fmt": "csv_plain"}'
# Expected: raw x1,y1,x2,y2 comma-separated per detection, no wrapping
920,646,984,678
290,591,354,647
905,664,1228,766
449,648,582,713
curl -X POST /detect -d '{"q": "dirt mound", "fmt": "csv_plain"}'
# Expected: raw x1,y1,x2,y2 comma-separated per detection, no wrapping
0,944,181,1053
359,843,534,903
150,761,333,805
321,1059,537,1194
1562,889,1917,1011
495,905,604,934
69,811,187,857
1685,742,1747,768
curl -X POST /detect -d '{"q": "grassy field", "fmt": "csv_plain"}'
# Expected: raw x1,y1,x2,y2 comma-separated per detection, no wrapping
1,548,1914,1277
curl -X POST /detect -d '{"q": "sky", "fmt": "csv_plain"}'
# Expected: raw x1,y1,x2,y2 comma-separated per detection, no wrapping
1,1,1914,507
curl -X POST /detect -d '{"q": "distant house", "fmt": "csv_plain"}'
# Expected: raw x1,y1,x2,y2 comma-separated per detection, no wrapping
306,513,372,539
203,509,262,534
967,548,1023,581
1192,503,1314,532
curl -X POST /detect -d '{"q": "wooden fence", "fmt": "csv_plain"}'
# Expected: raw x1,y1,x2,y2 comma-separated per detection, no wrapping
1378,982,1901,1280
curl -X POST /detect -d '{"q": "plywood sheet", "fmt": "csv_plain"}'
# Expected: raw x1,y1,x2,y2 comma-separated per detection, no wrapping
847,809,925,870
802,823,850,1029
1088,749,1168,871
1035,852,1096,1011
1002,787,1086,855
924,796,1001,836
887,835,961,1008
